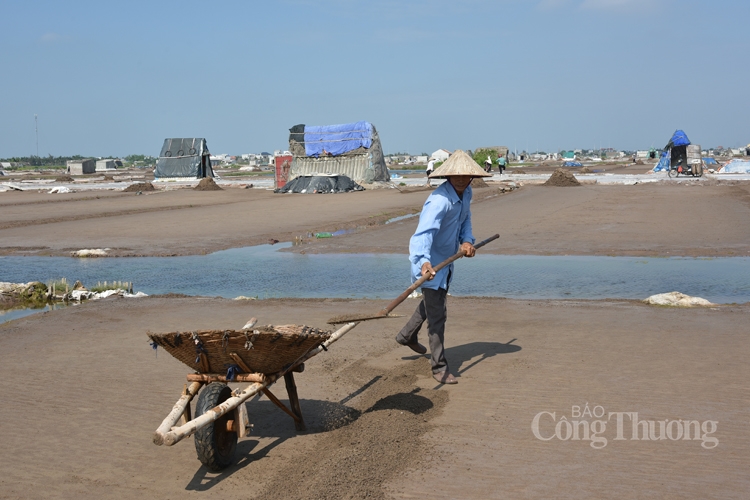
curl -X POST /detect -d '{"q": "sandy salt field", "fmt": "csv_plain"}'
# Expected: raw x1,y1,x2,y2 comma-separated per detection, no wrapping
1,179,749,499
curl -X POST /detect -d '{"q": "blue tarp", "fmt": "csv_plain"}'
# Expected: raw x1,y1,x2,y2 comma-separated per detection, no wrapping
703,157,718,165
653,151,671,172
665,130,691,149
720,159,750,173
563,161,583,167
304,121,374,157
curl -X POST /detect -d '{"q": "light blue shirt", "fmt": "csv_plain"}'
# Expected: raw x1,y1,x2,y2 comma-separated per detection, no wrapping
409,181,474,290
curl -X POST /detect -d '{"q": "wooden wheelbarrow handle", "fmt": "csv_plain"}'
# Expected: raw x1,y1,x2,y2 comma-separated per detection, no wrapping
327,233,499,324
381,233,500,315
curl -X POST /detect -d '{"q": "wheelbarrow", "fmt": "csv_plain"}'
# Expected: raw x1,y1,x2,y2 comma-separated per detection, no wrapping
148,234,499,471
149,320,359,471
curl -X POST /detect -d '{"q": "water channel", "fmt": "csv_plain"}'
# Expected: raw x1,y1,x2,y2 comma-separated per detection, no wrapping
2,243,749,324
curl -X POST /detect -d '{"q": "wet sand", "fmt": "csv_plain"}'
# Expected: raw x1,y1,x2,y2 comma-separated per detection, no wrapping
2,181,750,257
1,180,749,499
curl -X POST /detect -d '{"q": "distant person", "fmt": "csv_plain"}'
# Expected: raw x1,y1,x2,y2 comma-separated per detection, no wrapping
425,158,435,186
484,154,492,172
497,155,506,174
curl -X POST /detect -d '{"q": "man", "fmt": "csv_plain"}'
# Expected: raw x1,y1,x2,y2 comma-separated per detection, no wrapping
484,154,493,172
497,154,507,174
396,150,492,384
425,158,435,186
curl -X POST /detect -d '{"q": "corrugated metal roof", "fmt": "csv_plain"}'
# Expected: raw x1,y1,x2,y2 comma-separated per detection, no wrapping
291,154,374,183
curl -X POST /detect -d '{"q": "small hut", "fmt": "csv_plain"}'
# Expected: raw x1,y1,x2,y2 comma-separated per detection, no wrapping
67,159,96,175
287,121,389,185
154,138,214,179
96,159,117,172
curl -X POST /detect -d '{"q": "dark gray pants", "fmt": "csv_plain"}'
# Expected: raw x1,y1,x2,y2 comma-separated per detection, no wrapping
396,287,448,374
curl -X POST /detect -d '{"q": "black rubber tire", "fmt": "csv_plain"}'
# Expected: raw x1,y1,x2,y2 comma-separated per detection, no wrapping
668,168,676,178
194,382,237,471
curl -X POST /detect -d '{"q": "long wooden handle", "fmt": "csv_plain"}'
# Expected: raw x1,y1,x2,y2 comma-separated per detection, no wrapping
379,233,500,316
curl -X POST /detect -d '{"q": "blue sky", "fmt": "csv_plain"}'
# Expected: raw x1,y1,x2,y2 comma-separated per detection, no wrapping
2,0,748,157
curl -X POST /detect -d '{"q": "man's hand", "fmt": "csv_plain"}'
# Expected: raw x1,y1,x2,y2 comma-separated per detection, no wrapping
461,242,476,257
421,262,435,280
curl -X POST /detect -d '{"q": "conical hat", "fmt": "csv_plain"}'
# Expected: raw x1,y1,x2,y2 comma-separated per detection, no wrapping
428,149,491,178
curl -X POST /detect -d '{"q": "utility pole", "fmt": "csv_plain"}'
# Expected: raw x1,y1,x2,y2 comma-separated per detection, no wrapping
35,114,39,158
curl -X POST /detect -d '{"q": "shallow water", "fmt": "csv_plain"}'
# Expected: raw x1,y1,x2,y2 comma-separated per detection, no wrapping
2,244,749,317
0,303,69,323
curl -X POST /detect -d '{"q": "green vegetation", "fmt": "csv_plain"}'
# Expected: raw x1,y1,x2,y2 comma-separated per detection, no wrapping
123,154,155,168
472,148,499,166
124,154,152,163
47,278,71,295
1,154,87,168
23,282,48,303
90,281,132,293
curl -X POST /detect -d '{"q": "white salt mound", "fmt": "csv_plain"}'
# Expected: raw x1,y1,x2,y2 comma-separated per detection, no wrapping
71,248,109,257
643,291,716,307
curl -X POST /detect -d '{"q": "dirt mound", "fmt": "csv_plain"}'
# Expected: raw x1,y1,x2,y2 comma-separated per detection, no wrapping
56,175,75,182
579,166,592,174
123,182,156,192
194,177,223,191
471,178,489,188
543,168,581,187
256,359,447,500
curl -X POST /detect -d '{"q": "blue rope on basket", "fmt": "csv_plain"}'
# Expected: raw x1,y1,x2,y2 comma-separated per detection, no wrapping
226,364,242,381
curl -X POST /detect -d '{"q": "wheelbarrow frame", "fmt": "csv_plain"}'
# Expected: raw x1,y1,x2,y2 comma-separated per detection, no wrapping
152,321,359,467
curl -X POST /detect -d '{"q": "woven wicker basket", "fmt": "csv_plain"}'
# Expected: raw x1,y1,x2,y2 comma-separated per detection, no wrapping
148,325,331,375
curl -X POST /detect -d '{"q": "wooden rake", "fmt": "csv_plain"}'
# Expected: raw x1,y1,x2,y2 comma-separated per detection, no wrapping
327,233,500,324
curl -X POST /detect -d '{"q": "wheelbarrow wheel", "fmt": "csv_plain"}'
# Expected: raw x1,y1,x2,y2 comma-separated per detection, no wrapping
194,382,237,471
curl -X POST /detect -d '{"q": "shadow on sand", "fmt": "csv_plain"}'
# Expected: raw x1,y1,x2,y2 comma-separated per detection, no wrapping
185,376,432,491
400,338,521,378
185,395,356,491
447,339,521,376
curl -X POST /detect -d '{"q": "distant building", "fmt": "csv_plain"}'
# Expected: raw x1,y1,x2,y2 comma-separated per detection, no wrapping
67,159,96,175
95,159,117,171
431,149,451,162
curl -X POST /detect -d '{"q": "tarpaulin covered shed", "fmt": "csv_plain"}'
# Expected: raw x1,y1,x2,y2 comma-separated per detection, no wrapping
287,121,389,184
154,138,214,179
664,130,691,149
664,130,692,169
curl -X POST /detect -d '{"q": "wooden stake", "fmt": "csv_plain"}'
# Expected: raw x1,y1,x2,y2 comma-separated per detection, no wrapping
180,384,192,426
198,353,210,373
284,372,306,431
261,388,301,423
228,352,253,374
